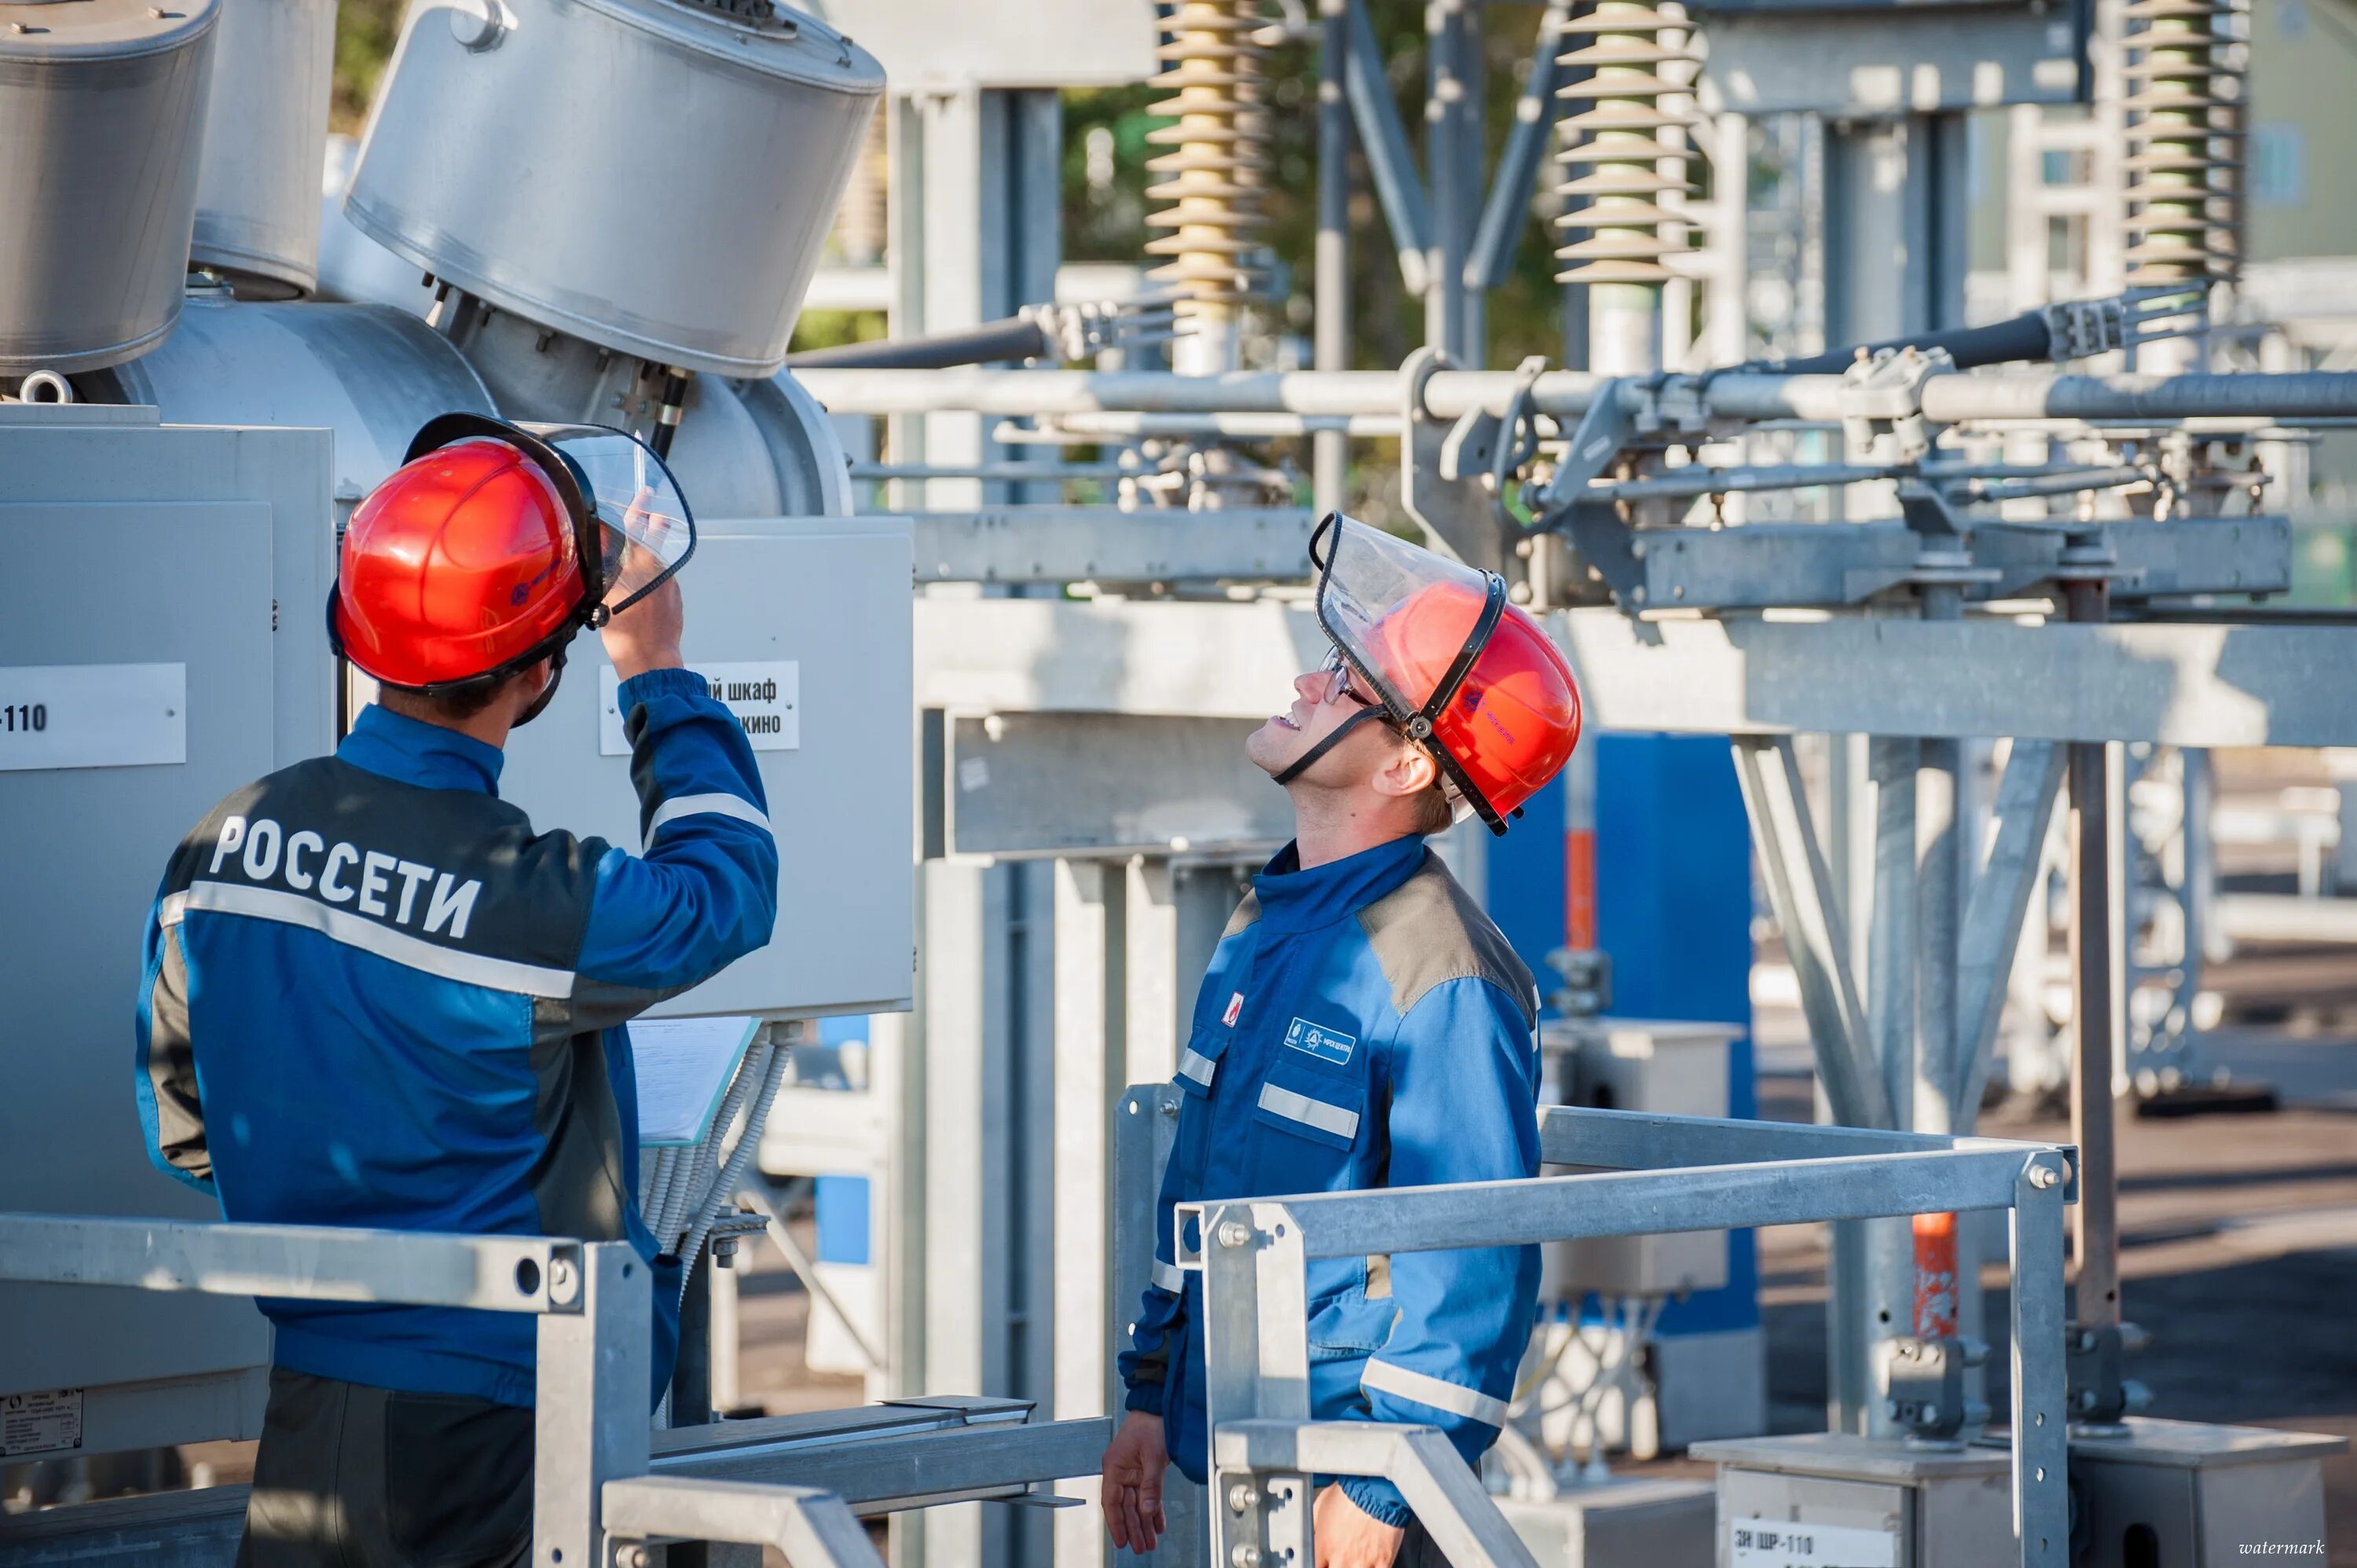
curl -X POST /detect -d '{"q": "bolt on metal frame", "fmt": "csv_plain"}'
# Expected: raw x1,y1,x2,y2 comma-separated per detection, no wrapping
0,1212,1113,1567
1154,1105,2076,1568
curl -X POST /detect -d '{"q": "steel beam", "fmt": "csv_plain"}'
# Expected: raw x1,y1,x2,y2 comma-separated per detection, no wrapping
942,713,1290,859
1611,518,2292,610
653,1416,1115,1513
910,508,1318,584
915,599,2357,748
1536,1105,2032,1171
1314,0,1352,515
1201,1203,1313,1568
535,1244,651,1568
0,1214,580,1313
1956,742,2069,1118
1341,0,1433,293
603,1478,882,1566
2010,1157,2073,1568
1564,612,2357,747
1694,6,2080,117
1177,1145,2069,1264
1732,736,1892,1130
793,365,2357,424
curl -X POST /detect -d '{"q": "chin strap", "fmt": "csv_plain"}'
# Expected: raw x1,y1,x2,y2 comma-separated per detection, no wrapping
1272,705,1392,786
512,643,569,728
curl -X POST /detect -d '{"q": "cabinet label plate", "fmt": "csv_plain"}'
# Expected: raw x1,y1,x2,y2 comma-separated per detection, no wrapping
1728,1517,1899,1568
0,663,185,772
602,662,800,756
2,1388,85,1457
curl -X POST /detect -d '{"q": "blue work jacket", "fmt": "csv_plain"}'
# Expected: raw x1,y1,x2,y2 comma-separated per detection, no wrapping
134,670,779,1408
1117,834,1544,1526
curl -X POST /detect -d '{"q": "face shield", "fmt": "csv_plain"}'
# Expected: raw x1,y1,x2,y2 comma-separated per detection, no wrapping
1274,515,1510,824
523,423,697,617
1310,513,1506,746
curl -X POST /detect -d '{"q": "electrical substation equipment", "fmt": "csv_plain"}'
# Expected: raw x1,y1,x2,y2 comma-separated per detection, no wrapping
0,0,219,374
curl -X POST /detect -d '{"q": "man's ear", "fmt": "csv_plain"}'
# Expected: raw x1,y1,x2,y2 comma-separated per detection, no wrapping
1367,738,1439,800
511,659,552,712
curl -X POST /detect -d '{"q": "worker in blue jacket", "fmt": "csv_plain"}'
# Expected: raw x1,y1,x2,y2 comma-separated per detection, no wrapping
134,416,777,1568
1102,516,1585,1568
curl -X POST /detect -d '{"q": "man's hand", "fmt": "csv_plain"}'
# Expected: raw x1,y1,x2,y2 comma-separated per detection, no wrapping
600,569,684,682
1101,1410,1169,1555
1314,1484,1408,1568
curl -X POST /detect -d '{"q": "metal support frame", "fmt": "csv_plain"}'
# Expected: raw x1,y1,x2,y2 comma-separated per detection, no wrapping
1314,0,1352,515
603,1478,878,1566
1175,1107,2075,1568
1731,735,1890,1129
0,1214,1120,1568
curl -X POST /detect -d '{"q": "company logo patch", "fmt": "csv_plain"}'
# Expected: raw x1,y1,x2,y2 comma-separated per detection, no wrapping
1222,991,1244,1028
1284,1017,1358,1066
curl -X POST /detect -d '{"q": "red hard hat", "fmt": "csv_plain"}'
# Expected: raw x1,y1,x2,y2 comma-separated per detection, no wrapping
332,437,585,689
1307,513,1582,833
1363,584,1583,827
328,414,697,691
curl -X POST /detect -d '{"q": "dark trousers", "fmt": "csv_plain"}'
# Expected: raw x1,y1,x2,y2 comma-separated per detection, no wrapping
237,1368,533,1568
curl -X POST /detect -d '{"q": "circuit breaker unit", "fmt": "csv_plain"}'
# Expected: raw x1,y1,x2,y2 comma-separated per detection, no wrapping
0,406,337,1456
1695,1433,2013,1568
2069,1418,2343,1567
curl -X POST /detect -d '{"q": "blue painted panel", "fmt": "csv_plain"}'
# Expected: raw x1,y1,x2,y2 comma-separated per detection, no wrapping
1594,734,1758,1335
1484,771,1570,1016
816,1014,870,1047
814,1174,873,1266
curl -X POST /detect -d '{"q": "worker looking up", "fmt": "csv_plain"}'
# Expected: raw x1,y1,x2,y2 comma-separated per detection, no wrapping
134,414,778,1568
1101,514,1582,1568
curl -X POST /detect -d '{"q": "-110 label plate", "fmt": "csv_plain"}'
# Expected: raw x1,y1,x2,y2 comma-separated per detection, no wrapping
0,664,185,772
1728,1517,1900,1568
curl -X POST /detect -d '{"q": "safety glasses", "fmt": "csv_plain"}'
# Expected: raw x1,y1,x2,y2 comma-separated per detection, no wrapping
1320,646,1378,710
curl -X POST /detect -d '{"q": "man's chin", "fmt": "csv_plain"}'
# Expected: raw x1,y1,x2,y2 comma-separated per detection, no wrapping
1242,719,1300,779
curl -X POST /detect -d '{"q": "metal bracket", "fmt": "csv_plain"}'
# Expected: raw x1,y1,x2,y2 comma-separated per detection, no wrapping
1544,946,1612,1019
1401,347,1519,578
1530,376,1655,607
2065,1321,2154,1428
1875,1335,1992,1443
1837,347,1955,476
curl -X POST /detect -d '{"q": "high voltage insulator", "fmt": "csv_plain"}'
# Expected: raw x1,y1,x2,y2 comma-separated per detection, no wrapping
1551,0,1702,286
2121,0,2246,284
1144,0,1271,339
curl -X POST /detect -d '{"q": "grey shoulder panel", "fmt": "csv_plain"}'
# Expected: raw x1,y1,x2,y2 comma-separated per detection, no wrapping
1358,852,1538,1024
1222,889,1263,939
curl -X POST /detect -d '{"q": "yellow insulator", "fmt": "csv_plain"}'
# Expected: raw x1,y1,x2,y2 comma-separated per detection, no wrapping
1144,0,1272,337
1552,0,1702,286
2121,0,2246,284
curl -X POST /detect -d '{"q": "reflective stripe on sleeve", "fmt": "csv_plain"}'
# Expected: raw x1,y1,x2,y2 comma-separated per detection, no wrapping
1177,1046,1219,1088
647,792,773,839
1257,1081,1360,1141
1151,1258,1187,1295
1359,1359,1510,1428
161,883,575,998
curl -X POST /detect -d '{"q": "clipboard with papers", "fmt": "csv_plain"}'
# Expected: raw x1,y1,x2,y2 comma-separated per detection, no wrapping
630,1014,762,1148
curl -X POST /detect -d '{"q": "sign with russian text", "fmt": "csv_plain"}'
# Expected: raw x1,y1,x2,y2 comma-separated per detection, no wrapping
602,661,800,756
